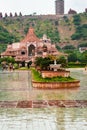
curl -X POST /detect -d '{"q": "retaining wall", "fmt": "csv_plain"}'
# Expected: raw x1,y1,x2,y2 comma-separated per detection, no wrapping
32,80,80,89
41,70,70,78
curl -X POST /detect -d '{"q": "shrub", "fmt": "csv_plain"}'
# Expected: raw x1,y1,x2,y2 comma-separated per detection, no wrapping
13,63,19,69
73,15,81,25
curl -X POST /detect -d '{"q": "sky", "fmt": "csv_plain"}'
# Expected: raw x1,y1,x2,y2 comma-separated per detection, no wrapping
0,0,87,16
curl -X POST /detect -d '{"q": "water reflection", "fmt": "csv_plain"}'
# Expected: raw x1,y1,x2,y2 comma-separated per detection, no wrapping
0,108,87,130
0,69,87,130
0,69,87,100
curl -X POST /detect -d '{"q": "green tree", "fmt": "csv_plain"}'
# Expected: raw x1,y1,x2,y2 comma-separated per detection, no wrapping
63,45,75,50
57,56,67,67
34,57,43,67
0,25,18,43
63,16,69,23
73,14,81,25
0,57,15,64
35,57,52,70
71,24,87,40
68,52,77,62
78,42,87,48
81,51,87,63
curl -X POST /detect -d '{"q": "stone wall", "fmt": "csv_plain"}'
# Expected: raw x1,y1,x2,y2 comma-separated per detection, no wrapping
32,80,80,89
0,13,73,20
41,70,70,78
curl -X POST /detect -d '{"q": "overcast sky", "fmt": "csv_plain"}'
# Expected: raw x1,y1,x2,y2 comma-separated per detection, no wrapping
0,0,87,16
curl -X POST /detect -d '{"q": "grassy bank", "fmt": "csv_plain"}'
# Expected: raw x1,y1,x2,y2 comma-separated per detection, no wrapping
67,63,86,68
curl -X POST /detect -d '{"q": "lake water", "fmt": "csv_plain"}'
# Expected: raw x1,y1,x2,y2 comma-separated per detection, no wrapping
0,69,87,130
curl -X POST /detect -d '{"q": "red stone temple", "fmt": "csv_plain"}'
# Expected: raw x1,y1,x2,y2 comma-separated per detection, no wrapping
1,27,63,66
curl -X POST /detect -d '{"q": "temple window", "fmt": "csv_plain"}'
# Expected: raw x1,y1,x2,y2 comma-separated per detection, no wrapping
44,40,47,43
28,44,35,56
37,51,42,55
43,45,47,52
21,51,25,55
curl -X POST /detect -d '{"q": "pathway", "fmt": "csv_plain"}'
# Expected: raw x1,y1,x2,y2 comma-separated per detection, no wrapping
0,69,87,130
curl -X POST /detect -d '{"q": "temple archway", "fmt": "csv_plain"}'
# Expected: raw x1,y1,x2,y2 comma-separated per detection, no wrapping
28,44,35,56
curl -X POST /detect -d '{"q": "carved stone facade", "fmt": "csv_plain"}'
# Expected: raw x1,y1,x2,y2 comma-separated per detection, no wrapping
1,27,61,65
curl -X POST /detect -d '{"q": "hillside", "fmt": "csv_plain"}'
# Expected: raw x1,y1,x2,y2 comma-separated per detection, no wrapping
0,13,87,53
58,13,87,47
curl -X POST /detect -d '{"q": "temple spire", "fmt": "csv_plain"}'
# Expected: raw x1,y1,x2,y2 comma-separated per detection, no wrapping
21,27,40,43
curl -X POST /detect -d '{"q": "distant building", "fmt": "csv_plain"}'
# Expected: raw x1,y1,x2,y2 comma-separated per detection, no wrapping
10,12,13,17
68,9,77,14
5,13,8,17
14,12,17,17
0,12,3,18
79,47,87,53
85,8,87,13
55,0,64,15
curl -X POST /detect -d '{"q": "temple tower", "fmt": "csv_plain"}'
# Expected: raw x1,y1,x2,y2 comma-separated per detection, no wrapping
55,0,64,15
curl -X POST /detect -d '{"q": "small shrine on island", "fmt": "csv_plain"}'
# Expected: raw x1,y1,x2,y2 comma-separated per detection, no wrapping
41,60,70,78
32,59,80,89
32,67,80,89
50,60,61,71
